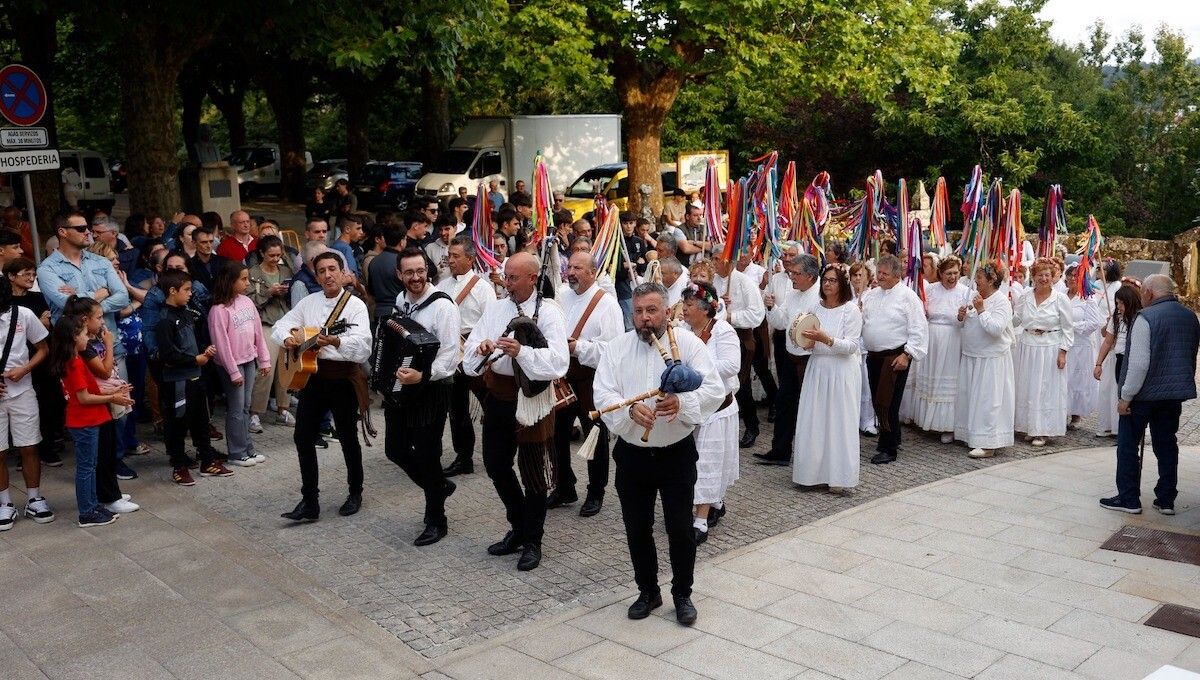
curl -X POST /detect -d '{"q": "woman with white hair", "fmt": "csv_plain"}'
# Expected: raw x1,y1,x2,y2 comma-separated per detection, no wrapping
1065,262,1105,426
954,262,1015,457
1013,257,1075,446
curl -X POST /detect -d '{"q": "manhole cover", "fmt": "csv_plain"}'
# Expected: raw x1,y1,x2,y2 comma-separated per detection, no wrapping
1100,525,1200,566
1146,604,1200,639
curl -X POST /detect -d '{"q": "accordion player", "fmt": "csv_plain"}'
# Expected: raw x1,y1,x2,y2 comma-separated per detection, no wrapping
371,313,442,409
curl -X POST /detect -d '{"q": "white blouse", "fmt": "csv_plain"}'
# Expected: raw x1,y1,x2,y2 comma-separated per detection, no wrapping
961,289,1014,358
1012,288,1074,351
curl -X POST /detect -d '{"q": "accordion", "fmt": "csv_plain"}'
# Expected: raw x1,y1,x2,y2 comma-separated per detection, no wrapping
370,314,441,405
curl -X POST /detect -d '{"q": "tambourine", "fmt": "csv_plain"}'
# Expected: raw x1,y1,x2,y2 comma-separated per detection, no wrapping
788,312,821,350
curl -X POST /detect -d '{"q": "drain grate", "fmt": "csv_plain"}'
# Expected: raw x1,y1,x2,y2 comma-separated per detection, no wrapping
1100,525,1200,567
1146,604,1200,639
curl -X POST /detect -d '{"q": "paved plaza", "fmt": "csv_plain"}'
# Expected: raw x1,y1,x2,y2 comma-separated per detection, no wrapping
2,400,1200,679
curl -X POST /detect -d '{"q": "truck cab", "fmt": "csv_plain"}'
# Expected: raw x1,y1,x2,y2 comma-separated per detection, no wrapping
58,149,115,213
226,144,314,198
416,146,504,204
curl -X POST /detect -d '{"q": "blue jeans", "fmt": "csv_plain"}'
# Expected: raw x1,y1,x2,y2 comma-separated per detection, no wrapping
618,296,633,331
1114,400,1181,506
218,361,258,460
70,426,100,515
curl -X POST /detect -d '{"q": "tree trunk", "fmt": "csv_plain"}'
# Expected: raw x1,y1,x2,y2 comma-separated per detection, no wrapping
343,82,371,176
611,56,686,221
179,66,205,165
257,57,309,202
209,86,247,150
420,69,451,166
9,7,64,238
122,47,185,216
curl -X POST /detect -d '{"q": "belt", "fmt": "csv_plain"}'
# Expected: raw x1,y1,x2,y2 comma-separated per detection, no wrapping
1026,328,1058,335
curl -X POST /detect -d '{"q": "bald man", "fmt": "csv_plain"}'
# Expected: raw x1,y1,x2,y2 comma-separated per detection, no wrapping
216,210,258,263
464,251,569,571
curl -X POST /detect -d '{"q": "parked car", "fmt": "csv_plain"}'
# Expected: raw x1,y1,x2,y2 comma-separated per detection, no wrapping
561,162,678,220
59,149,116,213
109,159,127,193
305,158,349,191
352,161,424,210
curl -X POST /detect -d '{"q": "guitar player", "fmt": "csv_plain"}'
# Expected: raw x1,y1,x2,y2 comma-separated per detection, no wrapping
272,252,373,523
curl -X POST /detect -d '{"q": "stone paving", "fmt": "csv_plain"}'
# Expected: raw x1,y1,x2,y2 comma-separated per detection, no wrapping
32,396,1185,660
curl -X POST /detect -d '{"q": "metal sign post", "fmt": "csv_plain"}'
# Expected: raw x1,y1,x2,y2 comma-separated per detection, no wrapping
22,172,39,262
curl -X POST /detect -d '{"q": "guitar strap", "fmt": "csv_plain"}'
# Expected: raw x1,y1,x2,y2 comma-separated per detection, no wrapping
323,289,353,328
455,274,480,305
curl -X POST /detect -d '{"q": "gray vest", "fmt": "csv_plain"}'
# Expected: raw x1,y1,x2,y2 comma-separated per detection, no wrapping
1120,296,1200,402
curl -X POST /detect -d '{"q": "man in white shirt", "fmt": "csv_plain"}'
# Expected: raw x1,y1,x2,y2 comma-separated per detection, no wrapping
425,216,455,283
273,252,373,522
860,254,928,464
550,251,625,517
594,282,724,626
439,237,494,477
758,253,819,465
464,251,569,572
660,257,689,306
381,248,462,546
713,257,766,448
737,251,778,422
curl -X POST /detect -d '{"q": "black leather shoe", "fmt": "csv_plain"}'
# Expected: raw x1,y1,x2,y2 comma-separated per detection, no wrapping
870,451,897,464
738,430,758,448
443,479,457,500
338,494,362,516
766,404,776,423
314,436,329,450
281,499,319,522
443,457,474,477
414,522,448,546
707,504,726,526
546,489,578,509
516,544,541,571
627,591,663,619
756,457,789,466
579,495,603,517
487,530,524,556
751,452,774,460
674,596,698,625
694,528,709,544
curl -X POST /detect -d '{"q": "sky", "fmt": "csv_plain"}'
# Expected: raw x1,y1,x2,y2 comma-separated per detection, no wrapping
1039,0,1200,58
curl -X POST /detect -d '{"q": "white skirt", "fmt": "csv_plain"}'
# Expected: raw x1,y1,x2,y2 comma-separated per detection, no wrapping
954,353,1015,449
694,399,739,505
859,356,875,430
1067,332,1098,417
1097,351,1119,433
911,324,962,432
793,353,861,488
1014,341,1068,437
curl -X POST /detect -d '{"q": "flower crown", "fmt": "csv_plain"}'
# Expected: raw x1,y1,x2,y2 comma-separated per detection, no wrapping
686,282,719,306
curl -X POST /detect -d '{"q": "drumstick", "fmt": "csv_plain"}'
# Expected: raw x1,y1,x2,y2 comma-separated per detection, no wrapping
587,388,662,420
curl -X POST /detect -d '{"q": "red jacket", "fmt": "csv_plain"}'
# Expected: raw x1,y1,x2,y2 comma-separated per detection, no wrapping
216,234,257,263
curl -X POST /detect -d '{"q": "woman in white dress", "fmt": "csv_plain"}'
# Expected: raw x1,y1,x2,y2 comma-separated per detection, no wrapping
680,281,740,544
849,262,876,435
1094,259,1124,436
900,253,940,425
1093,284,1142,418
1013,257,1075,446
912,256,972,442
1064,263,1105,426
954,262,1015,457
793,265,863,492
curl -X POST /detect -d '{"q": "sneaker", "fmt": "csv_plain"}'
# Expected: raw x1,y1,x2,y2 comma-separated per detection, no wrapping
209,423,223,440
314,437,329,449
115,461,139,480
226,456,258,467
23,497,55,524
199,461,234,477
104,498,140,514
967,448,994,459
129,443,152,456
39,450,64,467
172,467,196,486
77,509,118,527
248,414,264,434
940,432,954,444
0,503,15,531
1099,496,1142,514
1030,438,1046,447
247,453,266,463
1153,500,1176,516
277,410,296,427
319,427,337,441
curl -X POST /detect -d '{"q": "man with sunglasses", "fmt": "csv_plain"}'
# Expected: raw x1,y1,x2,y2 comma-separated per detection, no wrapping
552,191,572,226
38,212,130,329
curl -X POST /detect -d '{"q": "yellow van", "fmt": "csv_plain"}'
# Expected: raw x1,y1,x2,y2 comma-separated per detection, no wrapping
561,163,678,220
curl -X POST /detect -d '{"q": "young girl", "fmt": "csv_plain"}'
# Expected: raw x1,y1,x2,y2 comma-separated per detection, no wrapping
50,315,134,527
63,296,140,515
209,263,271,467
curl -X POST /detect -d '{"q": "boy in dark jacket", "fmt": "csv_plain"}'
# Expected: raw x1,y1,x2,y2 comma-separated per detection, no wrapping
155,270,228,485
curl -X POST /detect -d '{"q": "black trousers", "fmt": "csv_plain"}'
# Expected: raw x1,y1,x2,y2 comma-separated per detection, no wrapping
613,435,698,599
768,330,808,459
482,395,547,546
866,349,910,456
32,367,64,456
295,376,364,502
448,369,484,461
95,421,121,504
385,398,450,525
751,323,778,402
1115,399,1181,506
160,376,215,469
553,397,609,499
735,335,759,432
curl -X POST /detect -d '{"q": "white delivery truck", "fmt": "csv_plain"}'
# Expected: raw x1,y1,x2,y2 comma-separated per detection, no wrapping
414,114,622,204
226,144,314,198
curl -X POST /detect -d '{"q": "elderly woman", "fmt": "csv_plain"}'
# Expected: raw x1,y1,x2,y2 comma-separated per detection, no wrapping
1065,263,1105,426
794,264,863,491
911,256,972,442
680,281,740,543
1013,257,1075,446
849,262,876,435
954,262,1015,458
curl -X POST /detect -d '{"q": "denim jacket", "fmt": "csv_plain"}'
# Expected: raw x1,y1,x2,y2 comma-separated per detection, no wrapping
37,249,130,357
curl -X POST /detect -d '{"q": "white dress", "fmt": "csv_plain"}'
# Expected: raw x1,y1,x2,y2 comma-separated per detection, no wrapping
954,290,1015,449
793,302,863,488
911,282,971,432
1096,282,1121,434
1066,294,1104,417
694,319,741,505
852,291,875,431
1012,289,1075,437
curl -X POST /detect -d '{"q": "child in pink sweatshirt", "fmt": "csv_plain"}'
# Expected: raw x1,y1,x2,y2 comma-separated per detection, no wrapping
208,263,271,466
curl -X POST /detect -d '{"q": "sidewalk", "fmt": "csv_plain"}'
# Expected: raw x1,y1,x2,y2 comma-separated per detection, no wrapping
427,446,1200,680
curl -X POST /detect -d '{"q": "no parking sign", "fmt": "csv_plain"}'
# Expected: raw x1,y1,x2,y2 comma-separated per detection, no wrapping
0,64,48,127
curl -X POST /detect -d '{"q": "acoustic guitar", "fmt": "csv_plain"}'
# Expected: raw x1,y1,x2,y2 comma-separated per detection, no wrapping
278,319,354,392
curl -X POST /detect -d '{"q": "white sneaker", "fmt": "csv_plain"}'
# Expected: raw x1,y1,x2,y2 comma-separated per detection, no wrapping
277,410,296,427
121,493,131,501
940,433,954,444
0,503,16,531
248,415,264,434
248,453,266,463
968,448,994,458
24,497,56,524
104,498,140,514
227,457,258,467
1030,438,1046,447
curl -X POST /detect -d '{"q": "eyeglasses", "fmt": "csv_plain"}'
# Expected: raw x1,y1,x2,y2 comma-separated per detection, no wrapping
425,208,439,214
785,269,803,277
822,277,839,284
400,268,427,278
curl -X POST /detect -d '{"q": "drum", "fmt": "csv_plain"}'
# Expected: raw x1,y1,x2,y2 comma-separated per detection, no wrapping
552,378,577,411
788,312,821,350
